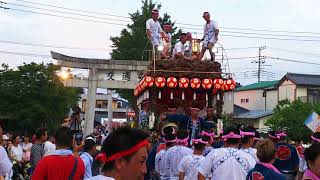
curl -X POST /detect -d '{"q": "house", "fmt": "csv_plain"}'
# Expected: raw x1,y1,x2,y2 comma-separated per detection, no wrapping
276,73,320,104
233,104,273,130
79,93,133,124
234,80,278,111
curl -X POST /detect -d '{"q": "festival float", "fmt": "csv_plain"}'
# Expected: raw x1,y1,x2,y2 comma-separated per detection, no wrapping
134,38,236,129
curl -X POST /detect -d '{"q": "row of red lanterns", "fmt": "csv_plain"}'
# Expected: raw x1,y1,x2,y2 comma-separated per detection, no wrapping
134,76,236,96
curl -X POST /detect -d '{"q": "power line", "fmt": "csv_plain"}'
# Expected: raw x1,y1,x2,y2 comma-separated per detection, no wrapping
0,7,128,26
14,0,131,19
3,6,320,43
221,34,320,42
2,1,132,23
268,56,320,66
0,50,51,58
3,0,320,38
0,40,109,51
269,47,320,57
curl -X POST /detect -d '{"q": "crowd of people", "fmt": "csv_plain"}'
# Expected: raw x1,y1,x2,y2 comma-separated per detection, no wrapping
1,115,320,179
146,9,219,61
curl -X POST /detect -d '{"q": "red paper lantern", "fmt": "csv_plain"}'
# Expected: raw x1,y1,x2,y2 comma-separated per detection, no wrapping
143,76,154,87
202,78,213,89
190,78,201,89
179,77,189,88
134,88,138,96
137,85,142,94
213,79,224,89
167,77,178,88
230,79,236,90
155,77,166,88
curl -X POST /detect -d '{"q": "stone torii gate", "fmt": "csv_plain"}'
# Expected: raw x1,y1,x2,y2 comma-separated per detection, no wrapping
51,51,149,135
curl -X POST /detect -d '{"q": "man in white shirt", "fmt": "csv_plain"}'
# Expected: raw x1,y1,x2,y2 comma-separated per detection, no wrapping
198,12,219,62
172,33,188,60
0,125,12,179
81,137,97,179
162,23,172,59
146,9,168,59
44,135,56,156
166,129,193,180
198,126,256,180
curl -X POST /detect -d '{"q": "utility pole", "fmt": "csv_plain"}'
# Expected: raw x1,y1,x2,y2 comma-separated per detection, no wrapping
253,46,266,83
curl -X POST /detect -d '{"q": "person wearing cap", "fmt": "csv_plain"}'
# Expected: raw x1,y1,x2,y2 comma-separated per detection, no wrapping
155,126,176,180
138,100,151,130
2,134,9,149
146,9,168,58
198,126,256,180
268,130,299,179
240,127,258,162
179,134,207,180
165,129,192,180
198,12,219,62
172,33,189,60
88,126,149,180
162,23,172,59
81,137,98,179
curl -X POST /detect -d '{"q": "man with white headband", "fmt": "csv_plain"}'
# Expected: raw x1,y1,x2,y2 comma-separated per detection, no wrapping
146,9,168,59
240,127,258,162
268,130,299,180
198,126,256,180
198,12,219,62
165,129,192,180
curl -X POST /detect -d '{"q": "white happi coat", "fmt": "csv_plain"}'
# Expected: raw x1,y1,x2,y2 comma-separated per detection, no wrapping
241,147,259,162
179,154,204,180
155,149,170,180
166,145,193,180
198,147,256,180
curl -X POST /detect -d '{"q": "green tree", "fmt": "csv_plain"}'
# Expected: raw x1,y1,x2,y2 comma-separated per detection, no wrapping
265,99,320,142
0,63,82,133
110,0,182,118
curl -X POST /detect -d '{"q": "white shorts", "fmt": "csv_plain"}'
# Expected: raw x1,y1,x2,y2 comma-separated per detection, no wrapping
203,37,217,48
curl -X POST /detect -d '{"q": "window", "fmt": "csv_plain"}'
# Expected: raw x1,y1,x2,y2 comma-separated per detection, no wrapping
117,101,123,108
240,98,249,103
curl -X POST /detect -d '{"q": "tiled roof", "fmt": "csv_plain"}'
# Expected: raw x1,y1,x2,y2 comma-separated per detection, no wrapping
280,73,320,86
235,81,278,92
234,110,273,119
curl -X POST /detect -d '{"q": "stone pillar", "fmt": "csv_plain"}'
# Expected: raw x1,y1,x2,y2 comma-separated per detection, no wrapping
107,90,113,132
84,68,98,136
